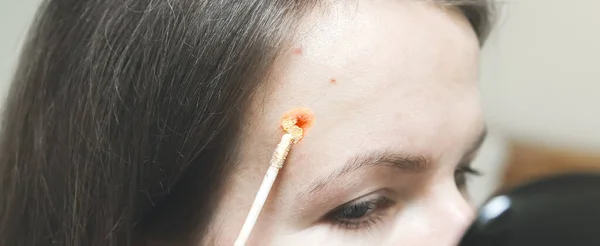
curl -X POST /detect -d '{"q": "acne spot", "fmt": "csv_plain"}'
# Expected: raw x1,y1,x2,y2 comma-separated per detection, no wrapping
281,107,315,132
293,47,303,55
329,78,337,84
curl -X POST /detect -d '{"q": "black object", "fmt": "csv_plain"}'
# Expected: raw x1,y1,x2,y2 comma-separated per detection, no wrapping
458,173,600,246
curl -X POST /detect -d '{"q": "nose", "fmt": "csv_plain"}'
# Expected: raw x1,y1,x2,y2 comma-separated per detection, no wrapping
419,184,475,246
434,186,475,245
386,183,476,246
444,191,475,243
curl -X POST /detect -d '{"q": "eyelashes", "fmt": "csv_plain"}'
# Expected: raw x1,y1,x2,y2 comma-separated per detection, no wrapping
323,166,481,231
455,165,482,190
324,195,395,231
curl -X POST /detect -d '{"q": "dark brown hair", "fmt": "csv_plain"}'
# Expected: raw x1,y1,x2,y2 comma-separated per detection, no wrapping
0,0,493,245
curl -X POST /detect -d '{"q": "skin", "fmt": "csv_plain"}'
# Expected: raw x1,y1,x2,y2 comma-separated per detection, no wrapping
207,1,484,245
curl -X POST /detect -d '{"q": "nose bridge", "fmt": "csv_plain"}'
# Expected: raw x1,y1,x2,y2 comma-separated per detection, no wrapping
440,187,474,227
424,182,475,245
385,181,476,246
385,183,476,246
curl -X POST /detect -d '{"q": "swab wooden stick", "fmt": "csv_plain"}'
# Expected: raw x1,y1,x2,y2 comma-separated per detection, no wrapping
234,107,314,246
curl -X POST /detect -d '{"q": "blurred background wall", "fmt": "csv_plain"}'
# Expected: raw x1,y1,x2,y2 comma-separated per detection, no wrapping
0,0,41,102
474,0,600,204
0,0,599,205
481,0,600,151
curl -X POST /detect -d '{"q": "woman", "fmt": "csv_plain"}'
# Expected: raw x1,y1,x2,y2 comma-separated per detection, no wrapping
0,0,493,245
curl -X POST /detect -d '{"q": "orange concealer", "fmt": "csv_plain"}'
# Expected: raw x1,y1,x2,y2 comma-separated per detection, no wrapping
281,107,314,138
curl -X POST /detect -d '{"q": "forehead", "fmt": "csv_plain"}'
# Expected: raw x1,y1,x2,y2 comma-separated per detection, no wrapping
242,0,481,180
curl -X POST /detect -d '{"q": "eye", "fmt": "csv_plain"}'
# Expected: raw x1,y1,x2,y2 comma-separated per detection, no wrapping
324,195,395,230
455,165,482,189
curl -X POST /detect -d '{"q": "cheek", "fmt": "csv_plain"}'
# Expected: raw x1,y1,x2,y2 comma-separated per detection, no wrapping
271,224,393,246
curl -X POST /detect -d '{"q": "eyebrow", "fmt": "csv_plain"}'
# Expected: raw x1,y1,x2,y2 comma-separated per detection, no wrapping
303,128,487,194
306,151,431,194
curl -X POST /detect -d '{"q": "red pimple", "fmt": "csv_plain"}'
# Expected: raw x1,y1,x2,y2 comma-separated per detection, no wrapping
293,47,303,55
329,78,337,84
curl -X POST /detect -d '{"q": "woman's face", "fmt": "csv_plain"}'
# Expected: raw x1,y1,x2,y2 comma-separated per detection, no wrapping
209,1,484,245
